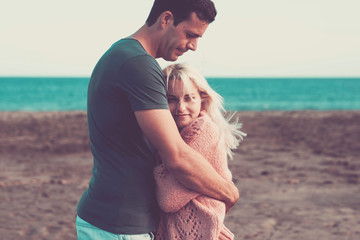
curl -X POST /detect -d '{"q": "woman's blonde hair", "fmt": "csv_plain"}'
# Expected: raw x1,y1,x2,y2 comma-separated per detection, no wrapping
163,63,246,158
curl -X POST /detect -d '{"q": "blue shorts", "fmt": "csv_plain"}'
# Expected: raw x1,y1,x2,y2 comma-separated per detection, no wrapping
76,215,155,240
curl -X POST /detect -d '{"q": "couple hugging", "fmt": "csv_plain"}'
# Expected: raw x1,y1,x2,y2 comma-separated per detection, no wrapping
76,0,245,239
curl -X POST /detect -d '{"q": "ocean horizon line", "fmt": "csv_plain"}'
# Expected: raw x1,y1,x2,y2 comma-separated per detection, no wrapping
1,77,359,111
1,76,360,79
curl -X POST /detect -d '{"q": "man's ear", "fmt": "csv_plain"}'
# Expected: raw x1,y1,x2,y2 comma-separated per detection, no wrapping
160,11,174,28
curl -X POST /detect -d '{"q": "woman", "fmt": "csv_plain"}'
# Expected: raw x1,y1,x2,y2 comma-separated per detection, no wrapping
154,63,246,240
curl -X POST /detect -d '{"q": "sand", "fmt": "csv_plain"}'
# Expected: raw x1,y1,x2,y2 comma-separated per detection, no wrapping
0,111,359,240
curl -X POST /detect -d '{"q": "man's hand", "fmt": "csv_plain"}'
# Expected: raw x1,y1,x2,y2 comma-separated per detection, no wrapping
223,181,240,213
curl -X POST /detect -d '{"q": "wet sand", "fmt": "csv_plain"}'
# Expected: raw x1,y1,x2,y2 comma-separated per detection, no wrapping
0,111,359,239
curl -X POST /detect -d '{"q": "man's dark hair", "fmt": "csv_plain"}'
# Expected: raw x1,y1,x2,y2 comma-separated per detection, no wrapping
146,0,217,26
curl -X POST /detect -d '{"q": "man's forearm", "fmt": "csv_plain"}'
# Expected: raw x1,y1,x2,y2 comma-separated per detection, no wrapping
160,144,239,210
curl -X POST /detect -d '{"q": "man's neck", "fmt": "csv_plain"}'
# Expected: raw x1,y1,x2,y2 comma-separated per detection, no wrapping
129,24,159,58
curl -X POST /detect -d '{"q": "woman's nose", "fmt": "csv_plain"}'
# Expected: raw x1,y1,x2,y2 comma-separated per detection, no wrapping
176,101,185,113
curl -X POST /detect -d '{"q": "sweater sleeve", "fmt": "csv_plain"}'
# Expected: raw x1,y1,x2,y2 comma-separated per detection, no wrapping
219,225,235,240
154,164,200,213
153,115,222,213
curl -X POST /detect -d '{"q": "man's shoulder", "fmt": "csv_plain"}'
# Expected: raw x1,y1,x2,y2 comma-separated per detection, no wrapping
108,39,159,71
111,39,150,59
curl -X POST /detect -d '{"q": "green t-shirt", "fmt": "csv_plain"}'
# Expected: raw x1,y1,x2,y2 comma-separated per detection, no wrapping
77,38,168,234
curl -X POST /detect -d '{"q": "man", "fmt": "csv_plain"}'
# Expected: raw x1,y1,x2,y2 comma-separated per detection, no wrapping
76,0,239,239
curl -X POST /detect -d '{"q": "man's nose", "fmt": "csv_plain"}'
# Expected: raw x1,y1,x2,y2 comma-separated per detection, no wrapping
187,39,198,51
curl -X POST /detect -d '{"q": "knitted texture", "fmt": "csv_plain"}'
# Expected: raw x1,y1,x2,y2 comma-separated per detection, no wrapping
154,114,234,240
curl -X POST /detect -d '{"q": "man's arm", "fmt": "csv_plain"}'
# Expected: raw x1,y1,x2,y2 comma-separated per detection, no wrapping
135,109,239,212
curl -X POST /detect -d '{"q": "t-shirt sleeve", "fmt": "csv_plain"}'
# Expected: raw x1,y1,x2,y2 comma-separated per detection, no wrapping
118,55,169,111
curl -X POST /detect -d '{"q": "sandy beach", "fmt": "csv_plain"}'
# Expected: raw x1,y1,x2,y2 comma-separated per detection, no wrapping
0,111,359,240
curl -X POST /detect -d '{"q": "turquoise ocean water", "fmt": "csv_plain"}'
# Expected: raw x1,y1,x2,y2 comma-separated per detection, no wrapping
0,77,359,111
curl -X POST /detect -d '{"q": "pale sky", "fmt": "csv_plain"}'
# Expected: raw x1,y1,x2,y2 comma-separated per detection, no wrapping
1,0,360,77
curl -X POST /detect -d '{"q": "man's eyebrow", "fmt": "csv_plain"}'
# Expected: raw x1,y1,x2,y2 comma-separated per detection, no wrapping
187,31,202,38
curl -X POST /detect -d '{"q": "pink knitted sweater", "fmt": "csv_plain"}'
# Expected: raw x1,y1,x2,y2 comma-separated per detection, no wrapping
154,114,235,240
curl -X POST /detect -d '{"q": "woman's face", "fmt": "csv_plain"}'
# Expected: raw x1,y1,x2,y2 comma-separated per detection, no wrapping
167,80,202,129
